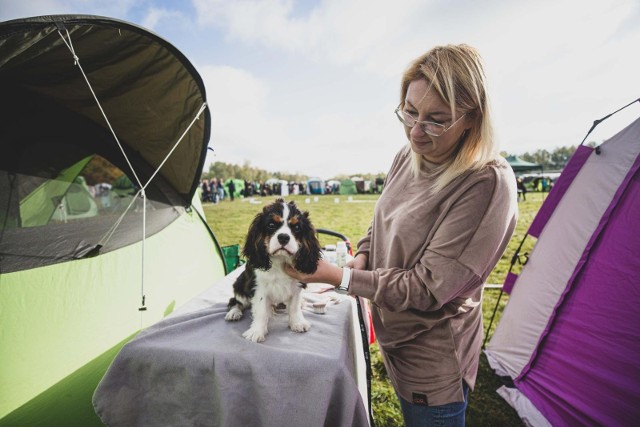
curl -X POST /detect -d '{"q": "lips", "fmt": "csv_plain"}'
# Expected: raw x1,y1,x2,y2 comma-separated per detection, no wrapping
273,247,293,256
412,139,432,148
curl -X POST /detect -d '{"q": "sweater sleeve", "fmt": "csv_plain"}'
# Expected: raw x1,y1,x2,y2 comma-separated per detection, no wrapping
355,223,372,256
355,146,408,258
349,173,508,312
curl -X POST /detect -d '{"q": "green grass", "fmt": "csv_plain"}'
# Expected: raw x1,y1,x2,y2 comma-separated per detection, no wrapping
203,192,547,426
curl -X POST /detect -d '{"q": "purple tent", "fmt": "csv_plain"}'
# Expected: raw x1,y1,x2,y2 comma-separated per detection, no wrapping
486,116,640,426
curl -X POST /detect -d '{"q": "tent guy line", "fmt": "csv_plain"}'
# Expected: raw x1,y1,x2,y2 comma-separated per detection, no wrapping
57,25,209,311
580,97,640,146
57,26,143,190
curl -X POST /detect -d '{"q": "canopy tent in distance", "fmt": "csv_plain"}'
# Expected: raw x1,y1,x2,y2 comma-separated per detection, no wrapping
505,155,544,174
0,15,227,425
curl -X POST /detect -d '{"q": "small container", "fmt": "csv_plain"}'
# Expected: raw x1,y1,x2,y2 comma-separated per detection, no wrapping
323,245,337,265
336,241,348,267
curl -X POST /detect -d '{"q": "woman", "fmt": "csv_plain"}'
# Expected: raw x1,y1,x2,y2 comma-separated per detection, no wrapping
286,44,517,426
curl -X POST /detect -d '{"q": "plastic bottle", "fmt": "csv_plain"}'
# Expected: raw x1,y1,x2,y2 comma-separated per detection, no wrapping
323,244,337,265
336,241,348,267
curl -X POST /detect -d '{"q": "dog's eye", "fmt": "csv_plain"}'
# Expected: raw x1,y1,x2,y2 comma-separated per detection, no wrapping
267,222,278,230
292,224,301,232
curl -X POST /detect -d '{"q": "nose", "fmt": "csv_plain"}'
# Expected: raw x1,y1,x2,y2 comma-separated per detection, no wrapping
277,233,290,245
410,123,426,136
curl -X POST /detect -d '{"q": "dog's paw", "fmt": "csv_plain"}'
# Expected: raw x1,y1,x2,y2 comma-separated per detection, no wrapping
289,318,311,333
242,327,267,342
225,307,243,321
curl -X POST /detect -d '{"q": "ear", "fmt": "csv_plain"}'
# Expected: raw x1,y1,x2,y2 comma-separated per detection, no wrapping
294,220,322,274
242,213,272,270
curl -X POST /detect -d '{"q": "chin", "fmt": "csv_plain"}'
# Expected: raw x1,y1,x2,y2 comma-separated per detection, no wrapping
224,198,322,343
410,141,431,155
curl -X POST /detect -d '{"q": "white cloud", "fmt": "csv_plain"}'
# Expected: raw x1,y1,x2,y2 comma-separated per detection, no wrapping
198,63,402,178
194,0,309,49
2,0,638,177
172,0,640,172
192,0,428,74
140,7,187,31
199,65,295,172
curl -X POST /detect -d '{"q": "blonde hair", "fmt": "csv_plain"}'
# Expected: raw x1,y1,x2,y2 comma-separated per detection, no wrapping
400,44,498,192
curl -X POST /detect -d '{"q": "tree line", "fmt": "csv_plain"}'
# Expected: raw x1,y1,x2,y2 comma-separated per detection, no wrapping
204,144,592,182
202,160,385,183
511,145,574,172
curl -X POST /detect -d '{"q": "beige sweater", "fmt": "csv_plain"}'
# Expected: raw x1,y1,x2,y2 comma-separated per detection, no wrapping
350,145,517,406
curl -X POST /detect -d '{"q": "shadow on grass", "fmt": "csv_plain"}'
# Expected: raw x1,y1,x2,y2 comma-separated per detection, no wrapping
467,353,523,427
370,343,523,427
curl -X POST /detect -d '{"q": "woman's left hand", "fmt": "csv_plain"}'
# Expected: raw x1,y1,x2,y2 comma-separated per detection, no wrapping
284,259,343,287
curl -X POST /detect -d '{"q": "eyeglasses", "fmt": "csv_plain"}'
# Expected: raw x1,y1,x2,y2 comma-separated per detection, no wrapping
394,105,466,137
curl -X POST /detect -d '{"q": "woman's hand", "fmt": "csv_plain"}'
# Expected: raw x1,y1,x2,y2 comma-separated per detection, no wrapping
346,253,368,270
284,259,343,287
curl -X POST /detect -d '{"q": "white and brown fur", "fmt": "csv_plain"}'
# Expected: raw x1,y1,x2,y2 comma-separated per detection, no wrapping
225,198,322,342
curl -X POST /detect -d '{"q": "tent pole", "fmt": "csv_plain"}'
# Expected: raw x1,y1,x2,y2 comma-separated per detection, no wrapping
483,233,529,349
483,289,504,349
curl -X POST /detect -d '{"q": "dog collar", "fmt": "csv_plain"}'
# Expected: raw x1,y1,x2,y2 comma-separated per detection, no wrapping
337,267,351,294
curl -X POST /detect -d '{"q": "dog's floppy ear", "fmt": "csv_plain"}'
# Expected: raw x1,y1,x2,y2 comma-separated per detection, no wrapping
242,210,272,270
294,211,322,274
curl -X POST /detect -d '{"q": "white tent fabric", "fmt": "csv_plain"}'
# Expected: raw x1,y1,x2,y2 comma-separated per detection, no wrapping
486,115,640,426
488,118,640,377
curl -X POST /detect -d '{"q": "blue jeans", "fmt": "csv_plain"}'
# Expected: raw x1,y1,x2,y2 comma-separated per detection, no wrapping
398,382,469,427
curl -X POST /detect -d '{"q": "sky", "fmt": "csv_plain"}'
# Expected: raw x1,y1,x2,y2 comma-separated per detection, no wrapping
1,0,639,179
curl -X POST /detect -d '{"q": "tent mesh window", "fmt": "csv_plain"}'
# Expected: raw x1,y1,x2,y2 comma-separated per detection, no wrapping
0,95,182,273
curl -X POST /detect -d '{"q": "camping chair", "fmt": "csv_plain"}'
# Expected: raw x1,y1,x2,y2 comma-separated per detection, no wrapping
221,244,244,272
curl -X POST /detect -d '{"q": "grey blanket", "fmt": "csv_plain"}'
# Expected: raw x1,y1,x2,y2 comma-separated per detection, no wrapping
93,276,369,427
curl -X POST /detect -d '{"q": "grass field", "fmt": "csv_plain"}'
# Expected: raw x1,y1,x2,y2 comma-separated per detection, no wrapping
203,192,546,426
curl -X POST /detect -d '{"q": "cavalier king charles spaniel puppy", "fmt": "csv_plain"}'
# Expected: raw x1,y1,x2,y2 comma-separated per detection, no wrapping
225,198,322,342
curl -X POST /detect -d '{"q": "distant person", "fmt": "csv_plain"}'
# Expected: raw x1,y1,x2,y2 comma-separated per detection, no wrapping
210,178,219,204
533,177,541,192
285,44,518,426
517,177,527,201
217,177,225,201
201,179,210,202
541,177,549,192
228,179,236,201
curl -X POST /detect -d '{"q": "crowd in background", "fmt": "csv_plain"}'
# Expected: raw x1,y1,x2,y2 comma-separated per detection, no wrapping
200,178,319,203
516,175,555,202
203,174,553,205
200,177,227,203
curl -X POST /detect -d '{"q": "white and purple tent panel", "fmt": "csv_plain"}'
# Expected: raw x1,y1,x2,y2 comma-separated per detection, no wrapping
486,117,640,426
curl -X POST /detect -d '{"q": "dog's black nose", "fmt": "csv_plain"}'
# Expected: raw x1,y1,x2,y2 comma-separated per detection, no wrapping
277,233,290,245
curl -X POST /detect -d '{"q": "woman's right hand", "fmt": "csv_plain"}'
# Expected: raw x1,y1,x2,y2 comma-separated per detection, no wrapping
347,253,368,270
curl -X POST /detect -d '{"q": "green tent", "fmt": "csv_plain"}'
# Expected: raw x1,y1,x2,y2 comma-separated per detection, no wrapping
224,178,245,199
338,179,357,195
0,15,227,425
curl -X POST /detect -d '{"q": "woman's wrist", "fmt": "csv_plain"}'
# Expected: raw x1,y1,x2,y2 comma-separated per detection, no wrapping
337,267,351,293
320,260,345,286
